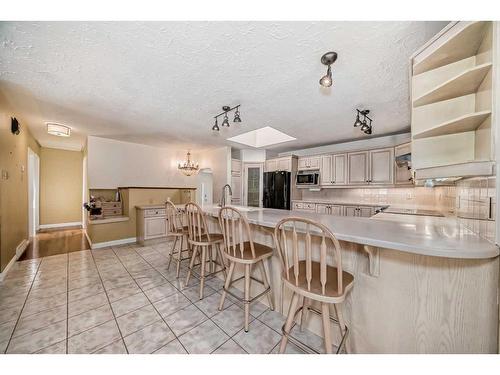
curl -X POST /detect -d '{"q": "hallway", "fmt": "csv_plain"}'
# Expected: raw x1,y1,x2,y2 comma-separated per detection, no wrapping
20,228,90,261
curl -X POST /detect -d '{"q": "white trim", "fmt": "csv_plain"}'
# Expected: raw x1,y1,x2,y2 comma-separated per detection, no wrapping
90,237,136,249
39,221,83,229
0,239,29,281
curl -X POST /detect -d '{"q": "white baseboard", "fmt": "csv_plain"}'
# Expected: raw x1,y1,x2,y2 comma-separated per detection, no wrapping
39,221,82,229
91,237,137,249
0,239,29,281
84,230,92,248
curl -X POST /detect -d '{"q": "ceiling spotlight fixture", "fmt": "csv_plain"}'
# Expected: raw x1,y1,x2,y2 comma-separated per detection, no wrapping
47,122,71,137
319,51,338,87
233,107,241,123
211,105,241,131
178,151,199,176
212,118,219,131
353,109,373,135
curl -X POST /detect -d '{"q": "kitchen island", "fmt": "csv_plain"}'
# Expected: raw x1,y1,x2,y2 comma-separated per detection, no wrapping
194,204,499,353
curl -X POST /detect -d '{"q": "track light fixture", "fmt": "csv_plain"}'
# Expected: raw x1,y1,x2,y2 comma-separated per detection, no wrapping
354,109,373,135
211,105,242,131
319,51,338,87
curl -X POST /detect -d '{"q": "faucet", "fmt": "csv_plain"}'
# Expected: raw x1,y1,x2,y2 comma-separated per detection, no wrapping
220,184,233,207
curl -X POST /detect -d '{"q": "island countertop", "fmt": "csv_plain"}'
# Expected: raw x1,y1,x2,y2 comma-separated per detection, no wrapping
196,204,499,259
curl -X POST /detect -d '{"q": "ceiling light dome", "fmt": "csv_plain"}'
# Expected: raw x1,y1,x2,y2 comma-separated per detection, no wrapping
47,123,71,137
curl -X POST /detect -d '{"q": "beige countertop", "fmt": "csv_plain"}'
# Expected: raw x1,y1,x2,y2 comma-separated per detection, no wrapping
193,204,499,259
135,204,167,210
292,199,388,208
87,216,130,225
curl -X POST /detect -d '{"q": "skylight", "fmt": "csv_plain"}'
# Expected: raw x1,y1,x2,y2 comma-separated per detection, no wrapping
227,126,296,148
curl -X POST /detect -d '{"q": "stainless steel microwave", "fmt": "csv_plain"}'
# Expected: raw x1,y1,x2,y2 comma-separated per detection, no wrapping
296,170,320,186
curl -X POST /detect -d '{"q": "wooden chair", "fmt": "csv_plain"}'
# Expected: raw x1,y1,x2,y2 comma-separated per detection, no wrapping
185,202,227,299
218,206,274,332
274,217,354,354
165,200,191,278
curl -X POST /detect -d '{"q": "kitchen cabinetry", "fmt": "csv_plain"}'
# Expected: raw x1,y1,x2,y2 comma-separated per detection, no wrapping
347,151,369,184
344,205,373,217
292,202,316,212
316,203,343,216
395,143,413,185
369,148,394,184
231,159,241,174
265,156,293,172
347,148,394,185
136,206,167,245
321,154,347,185
298,156,320,170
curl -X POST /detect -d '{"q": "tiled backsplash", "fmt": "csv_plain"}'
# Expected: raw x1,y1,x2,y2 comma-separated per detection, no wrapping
301,186,455,211
455,177,496,243
301,180,497,244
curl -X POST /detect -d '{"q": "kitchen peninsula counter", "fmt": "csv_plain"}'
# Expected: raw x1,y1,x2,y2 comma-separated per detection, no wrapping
194,204,499,353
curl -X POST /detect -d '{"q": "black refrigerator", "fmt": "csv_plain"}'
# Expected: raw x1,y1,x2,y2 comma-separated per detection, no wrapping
263,171,291,210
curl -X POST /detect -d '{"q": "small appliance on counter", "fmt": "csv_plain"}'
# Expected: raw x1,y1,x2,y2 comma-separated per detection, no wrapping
263,171,291,210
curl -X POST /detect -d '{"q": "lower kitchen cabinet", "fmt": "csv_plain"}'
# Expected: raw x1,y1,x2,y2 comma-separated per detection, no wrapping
136,206,167,244
344,205,373,217
316,203,343,216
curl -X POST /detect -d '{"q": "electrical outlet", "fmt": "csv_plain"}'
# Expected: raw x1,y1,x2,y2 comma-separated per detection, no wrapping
1,170,8,180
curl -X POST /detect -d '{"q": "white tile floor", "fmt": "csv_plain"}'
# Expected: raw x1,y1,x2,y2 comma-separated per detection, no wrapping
0,241,323,354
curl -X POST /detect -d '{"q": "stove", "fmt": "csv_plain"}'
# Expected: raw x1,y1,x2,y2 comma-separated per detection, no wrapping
381,207,444,217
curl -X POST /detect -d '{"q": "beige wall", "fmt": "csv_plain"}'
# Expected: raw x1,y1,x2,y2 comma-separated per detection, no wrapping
40,147,83,226
86,187,194,245
0,113,40,271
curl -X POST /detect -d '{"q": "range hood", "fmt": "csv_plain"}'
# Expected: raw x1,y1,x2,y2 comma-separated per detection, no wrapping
395,152,411,168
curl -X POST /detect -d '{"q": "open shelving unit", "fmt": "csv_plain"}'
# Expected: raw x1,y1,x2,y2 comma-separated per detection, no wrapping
410,21,496,179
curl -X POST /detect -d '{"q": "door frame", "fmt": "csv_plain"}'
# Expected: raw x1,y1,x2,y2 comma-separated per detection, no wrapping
27,147,40,238
242,162,263,207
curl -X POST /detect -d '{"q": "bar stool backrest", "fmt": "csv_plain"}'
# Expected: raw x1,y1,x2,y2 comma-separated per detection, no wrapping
274,217,344,296
165,200,182,235
218,206,256,259
185,202,211,242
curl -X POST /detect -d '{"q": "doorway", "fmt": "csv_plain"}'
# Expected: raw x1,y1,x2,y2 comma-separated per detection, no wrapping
27,147,40,238
243,163,263,207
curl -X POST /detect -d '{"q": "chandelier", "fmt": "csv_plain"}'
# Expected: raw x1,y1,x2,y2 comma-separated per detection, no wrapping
178,151,199,176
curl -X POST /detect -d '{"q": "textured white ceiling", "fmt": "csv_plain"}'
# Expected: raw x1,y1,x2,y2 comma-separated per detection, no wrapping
0,21,447,152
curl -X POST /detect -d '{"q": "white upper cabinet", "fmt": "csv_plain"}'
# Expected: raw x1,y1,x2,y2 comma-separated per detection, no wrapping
320,153,347,185
265,156,293,172
298,156,320,170
369,148,394,184
231,159,241,175
347,151,369,184
332,154,347,185
320,155,332,185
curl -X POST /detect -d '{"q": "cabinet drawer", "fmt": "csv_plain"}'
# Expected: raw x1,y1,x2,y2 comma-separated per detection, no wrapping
101,202,122,209
145,208,166,217
103,208,122,217
293,202,315,211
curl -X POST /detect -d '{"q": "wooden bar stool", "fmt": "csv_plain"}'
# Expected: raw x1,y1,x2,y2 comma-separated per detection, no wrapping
166,200,191,278
274,217,354,354
218,206,274,332
185,202,227,299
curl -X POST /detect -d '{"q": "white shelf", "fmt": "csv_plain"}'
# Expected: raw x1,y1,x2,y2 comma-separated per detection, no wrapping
412,110,491,139
413,62,492,107
413,22,488,75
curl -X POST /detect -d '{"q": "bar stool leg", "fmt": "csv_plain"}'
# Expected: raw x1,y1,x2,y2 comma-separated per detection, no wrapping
215,244,227,278
185,245,198,287
279,291,300,354
219,261,235,310
321,302,333,354
300,297,309,331
334,303,348,353
167,236,178,270
199,246,207,299
258,260,274,310
244,264,251,332
176,235,184,278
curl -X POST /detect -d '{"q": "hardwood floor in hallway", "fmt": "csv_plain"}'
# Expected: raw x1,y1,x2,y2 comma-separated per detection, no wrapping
20,228,90,261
